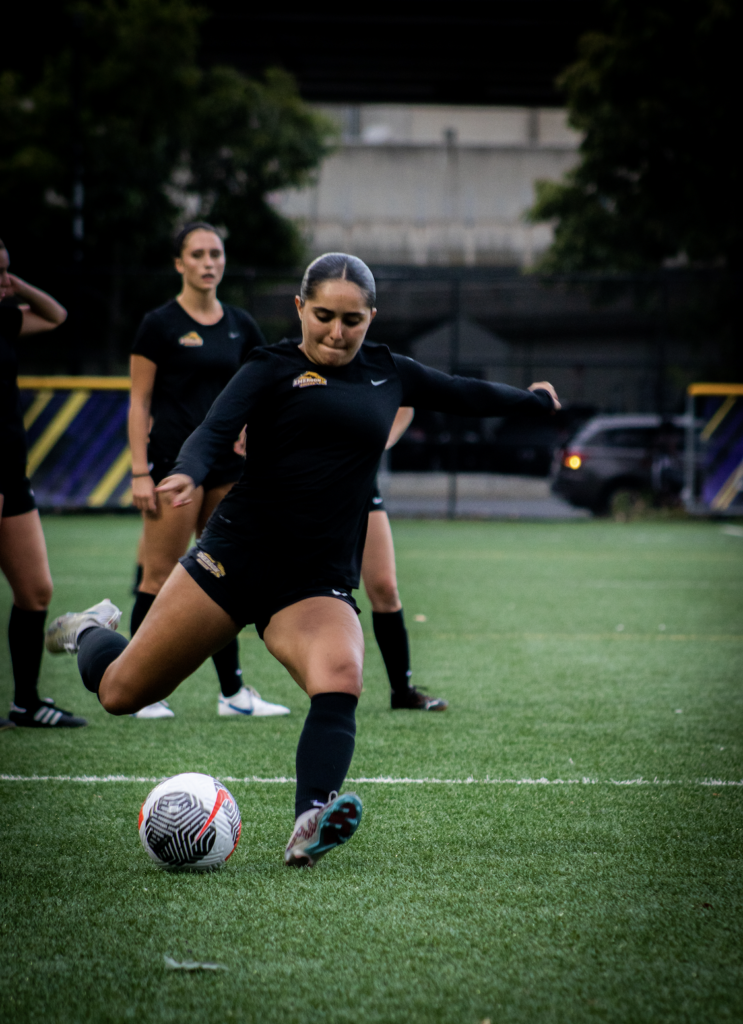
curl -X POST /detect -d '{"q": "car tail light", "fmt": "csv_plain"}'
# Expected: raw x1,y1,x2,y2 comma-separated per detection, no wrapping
563,451,584,470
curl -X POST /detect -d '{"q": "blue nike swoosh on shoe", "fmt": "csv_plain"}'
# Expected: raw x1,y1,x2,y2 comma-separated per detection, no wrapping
227,703,254,715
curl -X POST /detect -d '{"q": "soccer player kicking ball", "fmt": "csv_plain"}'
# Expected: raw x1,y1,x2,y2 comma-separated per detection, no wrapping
46,253,559,867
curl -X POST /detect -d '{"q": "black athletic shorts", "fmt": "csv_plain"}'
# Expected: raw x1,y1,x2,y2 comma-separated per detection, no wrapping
180,532,360,639
368,481,385,513
150,458,243,492
0,463,36,517
0,425,36,517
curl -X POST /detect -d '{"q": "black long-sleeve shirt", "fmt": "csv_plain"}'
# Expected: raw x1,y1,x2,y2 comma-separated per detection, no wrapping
174,339,553,592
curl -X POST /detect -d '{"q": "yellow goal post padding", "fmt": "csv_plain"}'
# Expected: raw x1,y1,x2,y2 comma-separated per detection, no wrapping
18,376,131,390
687,383,743,396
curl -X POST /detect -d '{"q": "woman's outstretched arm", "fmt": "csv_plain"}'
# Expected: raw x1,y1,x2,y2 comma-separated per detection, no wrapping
393,355,560,417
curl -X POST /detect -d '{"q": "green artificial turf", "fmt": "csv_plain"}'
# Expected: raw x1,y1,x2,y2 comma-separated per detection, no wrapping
1,516,741,1024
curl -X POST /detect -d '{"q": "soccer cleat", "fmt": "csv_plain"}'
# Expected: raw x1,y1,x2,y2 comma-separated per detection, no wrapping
45,599,121,654
284,791,362,868
218,685,290,717
0,716,17,731
9,698,87,728
391,686,448,711
130,700,174,719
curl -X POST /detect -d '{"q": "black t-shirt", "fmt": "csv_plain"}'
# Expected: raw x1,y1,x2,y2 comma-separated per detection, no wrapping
0,304,26,461
173,339,554,593
131,299,265,464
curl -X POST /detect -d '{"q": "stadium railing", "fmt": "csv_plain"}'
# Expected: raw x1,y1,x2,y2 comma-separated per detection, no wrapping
684,383,743,515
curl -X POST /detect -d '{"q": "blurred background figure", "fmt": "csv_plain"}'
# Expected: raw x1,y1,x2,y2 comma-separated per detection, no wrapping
128,221,290,720
0,238,87,729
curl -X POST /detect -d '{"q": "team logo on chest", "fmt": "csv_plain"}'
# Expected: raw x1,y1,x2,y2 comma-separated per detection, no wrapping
195,551,226,578
292,371,327,388
178,331,203,347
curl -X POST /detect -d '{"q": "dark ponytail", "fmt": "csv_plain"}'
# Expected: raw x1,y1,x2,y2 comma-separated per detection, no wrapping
300,252,376,308
173,221,223,257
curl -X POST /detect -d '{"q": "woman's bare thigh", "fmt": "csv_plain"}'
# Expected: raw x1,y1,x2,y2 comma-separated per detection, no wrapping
140,487,204,594
361,510,401,612
263,597,364,699
196,481,235,537
0,509,53,609
100,564,237,713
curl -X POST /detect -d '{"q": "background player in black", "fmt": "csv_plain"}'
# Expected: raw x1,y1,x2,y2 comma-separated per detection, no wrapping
128,221,289,719
0,238,86,729
363,412,448,711
46,253,559,868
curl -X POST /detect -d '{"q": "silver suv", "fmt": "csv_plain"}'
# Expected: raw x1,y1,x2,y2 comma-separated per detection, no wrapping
551,414,687,515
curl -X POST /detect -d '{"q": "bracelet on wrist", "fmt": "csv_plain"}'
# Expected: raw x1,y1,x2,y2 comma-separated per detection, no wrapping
131,472,151,478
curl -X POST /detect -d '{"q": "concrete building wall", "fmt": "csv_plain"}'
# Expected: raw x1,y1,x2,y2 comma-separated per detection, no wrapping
271,104,581,266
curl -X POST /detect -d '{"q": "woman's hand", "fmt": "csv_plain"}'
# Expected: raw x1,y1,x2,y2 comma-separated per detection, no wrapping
528,381,561,411
131,474,157,513
155,473,196,508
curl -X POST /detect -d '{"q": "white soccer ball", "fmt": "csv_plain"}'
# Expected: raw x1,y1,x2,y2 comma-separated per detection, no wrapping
138,773,241,871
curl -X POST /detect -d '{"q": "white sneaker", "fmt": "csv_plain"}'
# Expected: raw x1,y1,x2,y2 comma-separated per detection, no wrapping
218,685,290,717
45,599,122,654
284,791,362,868
130,700,174,719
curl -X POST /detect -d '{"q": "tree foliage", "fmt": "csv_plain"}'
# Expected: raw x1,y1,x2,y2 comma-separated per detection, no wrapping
0,0,334,270
528,0,741,272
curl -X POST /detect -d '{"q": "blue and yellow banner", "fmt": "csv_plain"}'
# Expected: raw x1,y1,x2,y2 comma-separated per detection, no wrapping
18,377,133,510
688,383,743,513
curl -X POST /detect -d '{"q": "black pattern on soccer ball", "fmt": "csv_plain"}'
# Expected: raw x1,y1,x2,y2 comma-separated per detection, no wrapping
145,791,215,867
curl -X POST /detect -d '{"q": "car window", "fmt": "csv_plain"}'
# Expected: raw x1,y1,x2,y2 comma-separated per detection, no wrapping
588,428,656,448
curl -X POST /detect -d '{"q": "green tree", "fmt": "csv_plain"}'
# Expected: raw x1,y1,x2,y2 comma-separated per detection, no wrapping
528,0,741,272
0,0,334,271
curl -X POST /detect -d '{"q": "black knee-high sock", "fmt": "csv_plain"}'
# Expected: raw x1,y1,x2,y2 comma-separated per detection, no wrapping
77,627,129,694
131,591,156,636
8,606,47,709
372,609,412,694
212,638,242,697
132,563,143,596
295,692,358,818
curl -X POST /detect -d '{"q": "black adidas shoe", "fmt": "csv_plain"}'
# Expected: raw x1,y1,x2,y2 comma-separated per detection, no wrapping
0,716,17,731
391,686,448,711
9,698,88,728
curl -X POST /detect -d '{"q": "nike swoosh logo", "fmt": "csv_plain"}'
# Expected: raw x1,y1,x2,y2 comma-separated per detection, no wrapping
229,332,240,338
372,497,383,504
332,589,347,596
371,379,387,386
195,788,232,840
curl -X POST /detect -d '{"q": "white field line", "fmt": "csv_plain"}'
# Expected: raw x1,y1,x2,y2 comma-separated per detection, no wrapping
1,774,741,787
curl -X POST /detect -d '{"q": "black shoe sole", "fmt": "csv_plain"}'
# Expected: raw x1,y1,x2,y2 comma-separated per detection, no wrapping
9,714,88,728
